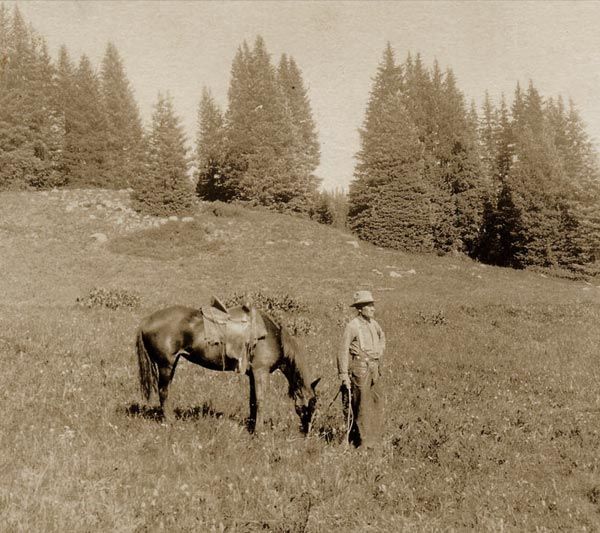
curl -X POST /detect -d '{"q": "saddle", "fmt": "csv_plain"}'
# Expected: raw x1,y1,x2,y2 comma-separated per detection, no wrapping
201,296,267,373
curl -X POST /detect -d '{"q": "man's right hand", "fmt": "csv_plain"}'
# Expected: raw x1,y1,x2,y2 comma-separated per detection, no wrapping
340,374,351,389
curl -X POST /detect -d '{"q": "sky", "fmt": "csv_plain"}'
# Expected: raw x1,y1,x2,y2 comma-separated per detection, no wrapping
6,0,600,190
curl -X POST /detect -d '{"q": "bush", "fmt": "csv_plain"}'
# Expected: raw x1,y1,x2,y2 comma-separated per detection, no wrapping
224,290,316,335
76,287,141,310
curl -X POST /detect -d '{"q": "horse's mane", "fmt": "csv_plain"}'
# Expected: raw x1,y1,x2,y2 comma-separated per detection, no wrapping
261,312,310,398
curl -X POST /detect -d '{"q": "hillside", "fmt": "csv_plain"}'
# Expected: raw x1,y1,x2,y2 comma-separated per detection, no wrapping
1,189,600,531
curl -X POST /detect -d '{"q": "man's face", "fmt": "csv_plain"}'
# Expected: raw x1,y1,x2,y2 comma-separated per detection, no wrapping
359,303,375,319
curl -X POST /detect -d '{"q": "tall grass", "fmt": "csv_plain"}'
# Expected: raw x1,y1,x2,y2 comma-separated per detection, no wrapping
1,189,600,530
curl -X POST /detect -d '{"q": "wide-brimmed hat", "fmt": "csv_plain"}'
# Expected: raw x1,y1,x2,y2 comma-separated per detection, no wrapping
350,290,375,307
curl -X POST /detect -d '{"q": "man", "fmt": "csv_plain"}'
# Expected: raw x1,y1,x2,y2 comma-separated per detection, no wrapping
337,290,386,448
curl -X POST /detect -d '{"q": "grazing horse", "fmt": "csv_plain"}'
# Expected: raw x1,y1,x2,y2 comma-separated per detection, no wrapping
135,304,320,434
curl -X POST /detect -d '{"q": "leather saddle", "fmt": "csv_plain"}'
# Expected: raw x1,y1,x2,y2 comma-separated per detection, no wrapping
201,296,267,373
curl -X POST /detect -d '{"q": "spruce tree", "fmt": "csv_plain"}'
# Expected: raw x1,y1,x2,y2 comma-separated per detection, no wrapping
495,95,513,183
223,36,319,211
195,86,227,200
27,32,63,187
278,54,320,195
54,45,75,179
132,92,193,216
61,54,111,186
100,42,145,188
440,68,488,254
0,6,60,189
496,82,570,267
479,92,499,185
553,99,600,264
349,44,433,252
0,3,8,66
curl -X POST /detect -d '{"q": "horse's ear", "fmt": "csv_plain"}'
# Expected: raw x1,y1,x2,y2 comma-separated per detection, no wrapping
311,377,321,391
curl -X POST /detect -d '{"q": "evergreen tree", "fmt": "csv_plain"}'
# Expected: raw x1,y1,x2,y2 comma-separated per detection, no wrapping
553,99,600,263
479,85,600,269
349,44,433,252
479,91,499,185
495,94,513,182
132,92,193,216
278,54,320,184
311,188,348,229
0,6,60,189
490,81,577,268
100,42,145,188
0,3,9,67
402,55,487,254
27,32,63,187
195,86,227,200
223,36,320,211
506,122,566,267
61,54,110,186
55,45,74,155
440,68,488,254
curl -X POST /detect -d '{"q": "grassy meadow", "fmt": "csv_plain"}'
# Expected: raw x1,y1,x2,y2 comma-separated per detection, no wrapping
1,188,600,531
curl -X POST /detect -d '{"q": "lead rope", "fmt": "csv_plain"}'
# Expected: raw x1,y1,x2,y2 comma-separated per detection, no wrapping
345,385,353,448
306,384,353,447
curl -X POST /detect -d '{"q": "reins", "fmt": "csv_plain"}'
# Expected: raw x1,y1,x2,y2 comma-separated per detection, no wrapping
308,385,353,447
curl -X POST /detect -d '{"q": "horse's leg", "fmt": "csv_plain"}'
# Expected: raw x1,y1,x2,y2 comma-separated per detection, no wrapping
252,368,269,434
247,371,257,433
158,356,180,422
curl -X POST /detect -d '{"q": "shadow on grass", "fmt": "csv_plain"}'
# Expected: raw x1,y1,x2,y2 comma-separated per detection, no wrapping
124,401,247,428
124,403,164,422
314,422,346,445
175,403,227,421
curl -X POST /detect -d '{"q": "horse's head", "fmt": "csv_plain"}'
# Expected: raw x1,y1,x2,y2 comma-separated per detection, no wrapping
294,377,321,434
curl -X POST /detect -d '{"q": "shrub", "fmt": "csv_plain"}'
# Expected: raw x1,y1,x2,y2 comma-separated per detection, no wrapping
76,287,141,310
224,290,316,335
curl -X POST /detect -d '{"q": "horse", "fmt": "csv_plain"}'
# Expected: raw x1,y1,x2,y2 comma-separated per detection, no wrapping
135,303,320,434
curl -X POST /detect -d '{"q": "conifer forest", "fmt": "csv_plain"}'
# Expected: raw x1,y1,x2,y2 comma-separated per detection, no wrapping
1,3,599,271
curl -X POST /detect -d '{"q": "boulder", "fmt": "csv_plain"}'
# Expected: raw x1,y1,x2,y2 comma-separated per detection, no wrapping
90,233,108,244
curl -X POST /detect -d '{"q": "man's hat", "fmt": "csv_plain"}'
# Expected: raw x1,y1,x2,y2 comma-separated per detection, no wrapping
350,290,375,307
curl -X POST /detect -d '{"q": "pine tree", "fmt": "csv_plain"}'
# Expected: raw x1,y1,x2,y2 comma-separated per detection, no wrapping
349,44,433,252
100,42,145,188
132,92,193,216
195,86,227,200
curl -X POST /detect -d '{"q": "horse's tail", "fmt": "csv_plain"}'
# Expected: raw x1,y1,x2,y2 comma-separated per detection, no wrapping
136,327,158,401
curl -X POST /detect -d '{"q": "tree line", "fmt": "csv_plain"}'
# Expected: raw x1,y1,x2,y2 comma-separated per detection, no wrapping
350,44,600,270
0,7,320,216
1,5,599,271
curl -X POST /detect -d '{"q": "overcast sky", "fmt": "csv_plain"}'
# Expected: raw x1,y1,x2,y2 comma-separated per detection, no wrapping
7,1,600,190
